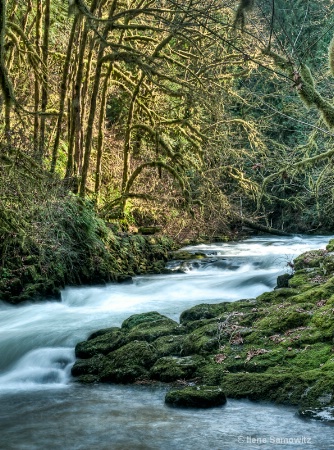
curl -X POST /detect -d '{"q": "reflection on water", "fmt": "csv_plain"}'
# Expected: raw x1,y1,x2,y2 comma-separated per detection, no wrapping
0,384,333,450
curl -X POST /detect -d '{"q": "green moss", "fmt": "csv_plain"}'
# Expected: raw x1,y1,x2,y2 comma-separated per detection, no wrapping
170,251,206,261
292,277,334,303
0,193,177,305
150,355,206,382
300,64,315,88
256,288,299,304
121,312,173,331
182,322,220,355
254,303,313,334
138,226,161,235
152,335,185,357
101,340,158,383
288,269,323,291
71,354,107,379
180,303,229,324
221,372,293,402
298,81,315,108
124,316,182,343
75,328,124,358
299,372,334,409
311,305,334,337
294,249,328,271
288,343,332,371
326,239,334,252
165,385,226,408
74,374,100,383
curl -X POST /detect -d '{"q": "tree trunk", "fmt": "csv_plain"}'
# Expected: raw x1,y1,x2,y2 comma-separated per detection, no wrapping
39,0,50,159
50,15,79,173
95,62,113,198
33,0,42,155
79,0,118,197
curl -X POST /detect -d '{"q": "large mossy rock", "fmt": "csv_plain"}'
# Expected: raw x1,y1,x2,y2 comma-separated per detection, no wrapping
121,312,181,342
75,327,124,359
150,355,206,382
100,340,158,383
72,312,186,384
165,386,226,408
180,302,229,324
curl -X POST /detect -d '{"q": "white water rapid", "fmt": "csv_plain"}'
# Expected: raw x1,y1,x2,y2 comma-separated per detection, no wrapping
0,235,333,449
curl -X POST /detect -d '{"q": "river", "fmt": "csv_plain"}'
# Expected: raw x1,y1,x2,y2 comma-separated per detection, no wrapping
0,235,333,450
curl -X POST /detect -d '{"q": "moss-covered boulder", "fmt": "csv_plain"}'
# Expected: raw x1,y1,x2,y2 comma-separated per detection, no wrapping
153,335,185,358
71,354,107,381
180,302,229,324
182,322,221,355
294,249,328,270
121,311,166,331
75,327,124,359
100,340,158,383
72,312,185,384
165,386,226,408
294,249,334,276
122,312,181,343
276,273,292,288
150,355,206,382
170,251,206,261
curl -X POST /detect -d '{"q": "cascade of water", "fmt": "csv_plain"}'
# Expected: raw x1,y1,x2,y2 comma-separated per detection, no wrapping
0,234,330,389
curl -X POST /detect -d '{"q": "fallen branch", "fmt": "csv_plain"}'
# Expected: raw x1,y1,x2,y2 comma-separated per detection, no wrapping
241,217,292,237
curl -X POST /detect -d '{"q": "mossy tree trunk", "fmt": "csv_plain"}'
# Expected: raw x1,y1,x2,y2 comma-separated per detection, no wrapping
39,0,50,160
51,15,80,173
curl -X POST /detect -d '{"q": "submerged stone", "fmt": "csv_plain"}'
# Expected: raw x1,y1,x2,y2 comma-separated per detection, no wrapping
299,406,334,422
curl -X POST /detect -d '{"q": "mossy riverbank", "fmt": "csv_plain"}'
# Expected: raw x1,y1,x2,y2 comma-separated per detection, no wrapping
72,241,334,419
0,195,177,304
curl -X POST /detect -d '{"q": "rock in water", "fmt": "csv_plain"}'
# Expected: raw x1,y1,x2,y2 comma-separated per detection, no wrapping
165,385,226,408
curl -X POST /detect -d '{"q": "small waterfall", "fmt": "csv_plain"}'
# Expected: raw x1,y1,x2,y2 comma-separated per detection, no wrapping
0,348,74,391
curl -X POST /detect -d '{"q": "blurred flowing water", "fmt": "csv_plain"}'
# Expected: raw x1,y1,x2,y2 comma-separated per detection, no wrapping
0,235,333,449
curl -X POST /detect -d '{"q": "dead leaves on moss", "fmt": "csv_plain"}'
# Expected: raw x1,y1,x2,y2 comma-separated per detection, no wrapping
245,348,269,362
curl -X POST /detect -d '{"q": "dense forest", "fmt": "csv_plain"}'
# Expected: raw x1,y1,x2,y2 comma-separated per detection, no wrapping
1,0,334,300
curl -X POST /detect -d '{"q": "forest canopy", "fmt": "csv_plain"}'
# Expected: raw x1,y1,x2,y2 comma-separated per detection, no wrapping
1,0,334,239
